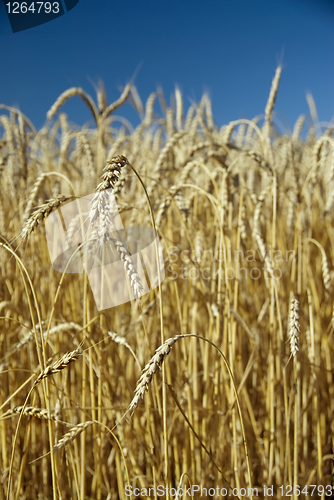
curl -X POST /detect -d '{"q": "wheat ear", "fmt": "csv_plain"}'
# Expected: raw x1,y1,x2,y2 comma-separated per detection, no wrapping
77,133,95,179
53,421,93,452
1,406,57,422
108,332,141,368
102,84,131,120
292,115,305,142
109,238,145,298
221,121,236,143
308,238,332,291
97,81,108,114
175,86,183,131
21,195,74,240
155,186,178,227
153,130,187,175
129,85,144,115
129,336,180,412
22,172,48,222
33,347,82,387
88,155,130,242
265,65,282,126
95,155,130,192
194,228,204,264
47,87,98,123
88,155,145,298
288,292,300,358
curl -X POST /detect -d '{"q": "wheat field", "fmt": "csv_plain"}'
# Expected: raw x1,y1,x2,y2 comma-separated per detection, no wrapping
0,68,334,500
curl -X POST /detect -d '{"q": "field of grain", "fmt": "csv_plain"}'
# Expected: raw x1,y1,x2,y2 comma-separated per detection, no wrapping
1,68,334,500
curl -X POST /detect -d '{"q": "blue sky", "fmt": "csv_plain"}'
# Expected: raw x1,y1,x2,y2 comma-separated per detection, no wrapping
0,0,333,133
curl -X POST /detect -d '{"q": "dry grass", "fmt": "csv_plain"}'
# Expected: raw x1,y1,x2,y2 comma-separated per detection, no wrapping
1,70,334,500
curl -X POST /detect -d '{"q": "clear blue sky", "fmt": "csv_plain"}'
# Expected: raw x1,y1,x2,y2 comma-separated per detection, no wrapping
0,0,333,133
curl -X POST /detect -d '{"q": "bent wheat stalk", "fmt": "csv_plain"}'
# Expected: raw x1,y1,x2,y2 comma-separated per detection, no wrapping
125,333,253,500
47,87,99,123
